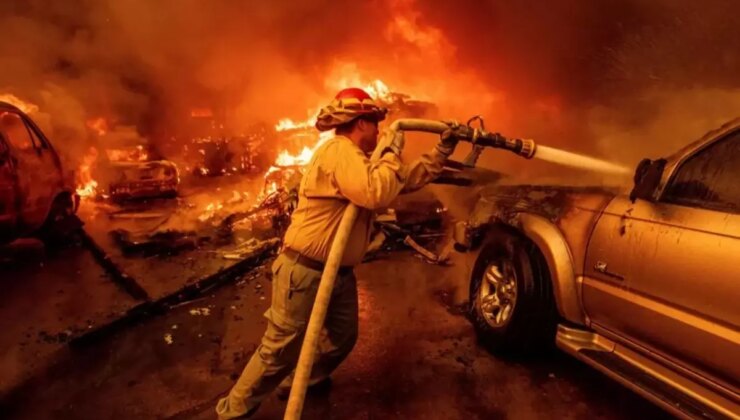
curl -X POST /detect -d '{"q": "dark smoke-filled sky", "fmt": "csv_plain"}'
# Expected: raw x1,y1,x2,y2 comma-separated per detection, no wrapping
1,0,738,170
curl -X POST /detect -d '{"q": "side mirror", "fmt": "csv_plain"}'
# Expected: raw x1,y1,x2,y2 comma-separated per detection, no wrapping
629,158,666,202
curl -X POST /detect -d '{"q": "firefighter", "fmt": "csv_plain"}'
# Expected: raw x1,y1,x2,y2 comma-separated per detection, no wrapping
216,87,460,419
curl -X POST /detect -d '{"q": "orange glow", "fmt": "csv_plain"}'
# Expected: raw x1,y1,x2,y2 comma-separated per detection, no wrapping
275,116,316,132
384,0,453,59
0,94,39,114
274,79,392,133
106,145,149,162
267,130,333,173
266,76,399,196
275,146,313,167
190,108,214,118
268,77,393,177
198,201,224,222
86,117,108,136
76,179,99,198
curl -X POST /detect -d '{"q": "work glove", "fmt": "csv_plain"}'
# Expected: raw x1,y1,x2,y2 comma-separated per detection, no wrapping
377,129,405,156
436,128,460,157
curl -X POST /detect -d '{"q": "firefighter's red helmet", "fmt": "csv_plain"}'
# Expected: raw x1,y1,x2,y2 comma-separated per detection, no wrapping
334,87,373,102
315,87,387,132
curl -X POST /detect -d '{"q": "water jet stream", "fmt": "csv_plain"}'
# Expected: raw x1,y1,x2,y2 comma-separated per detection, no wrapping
534,145,631,175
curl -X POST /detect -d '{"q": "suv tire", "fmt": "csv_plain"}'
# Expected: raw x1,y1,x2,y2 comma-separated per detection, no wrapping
469,228,557,354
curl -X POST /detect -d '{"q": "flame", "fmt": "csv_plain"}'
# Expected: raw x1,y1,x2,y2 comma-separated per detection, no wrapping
198,201,224,222
269,130,333,169
0,94,39,114
106,145,149,162
76,179,99,198
76,147,99,198
275,106,320,132
275,146,313,167
86,117,108,136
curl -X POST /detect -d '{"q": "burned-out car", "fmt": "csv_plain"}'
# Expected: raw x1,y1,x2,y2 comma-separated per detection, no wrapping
456,119,740,418
0,101,78,244
94,127,179,201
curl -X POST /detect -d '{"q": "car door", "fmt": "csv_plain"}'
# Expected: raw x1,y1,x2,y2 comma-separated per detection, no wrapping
0,134,19,240
0,110,59,230
583,128,740,392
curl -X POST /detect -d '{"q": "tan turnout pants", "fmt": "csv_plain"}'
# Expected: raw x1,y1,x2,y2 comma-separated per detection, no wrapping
216,252,358,419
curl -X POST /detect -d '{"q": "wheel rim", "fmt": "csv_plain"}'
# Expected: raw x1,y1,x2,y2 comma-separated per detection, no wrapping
478,260,518,327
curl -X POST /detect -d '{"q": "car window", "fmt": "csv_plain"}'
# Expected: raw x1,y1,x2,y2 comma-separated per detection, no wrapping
662,129,740,214
0,111,36,152
24,119,48,149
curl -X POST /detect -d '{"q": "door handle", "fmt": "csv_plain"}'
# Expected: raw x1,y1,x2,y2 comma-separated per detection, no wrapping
594,260,625,281
595,261,607,273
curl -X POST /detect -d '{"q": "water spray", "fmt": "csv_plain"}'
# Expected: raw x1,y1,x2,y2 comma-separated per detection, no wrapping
387,118,630,175
284,117,628,420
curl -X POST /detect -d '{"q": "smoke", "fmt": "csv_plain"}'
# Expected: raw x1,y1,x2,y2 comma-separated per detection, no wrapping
1,0,738,178
413,0,739,175
0,1,388,149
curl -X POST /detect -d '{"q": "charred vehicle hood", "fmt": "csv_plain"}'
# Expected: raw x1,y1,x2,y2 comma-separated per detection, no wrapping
108,160,179,182
464,183,622,284
469,184,620,229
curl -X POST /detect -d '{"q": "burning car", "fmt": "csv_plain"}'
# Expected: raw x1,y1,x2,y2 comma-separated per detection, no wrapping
181,109,276,177
0,101,78,244
457,119,740,418
93,126,179,201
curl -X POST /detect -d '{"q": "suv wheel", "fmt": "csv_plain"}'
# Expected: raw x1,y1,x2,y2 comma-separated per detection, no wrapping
469,229,557,354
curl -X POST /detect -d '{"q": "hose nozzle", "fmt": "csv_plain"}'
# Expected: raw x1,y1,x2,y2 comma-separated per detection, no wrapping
518,138,537,159
384,118,538,160
480,134,537,159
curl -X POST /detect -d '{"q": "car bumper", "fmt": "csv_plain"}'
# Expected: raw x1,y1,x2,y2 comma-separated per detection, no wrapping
109,180,178,200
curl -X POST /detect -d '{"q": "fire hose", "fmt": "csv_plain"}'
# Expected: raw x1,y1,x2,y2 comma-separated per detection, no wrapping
283,118,537,420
